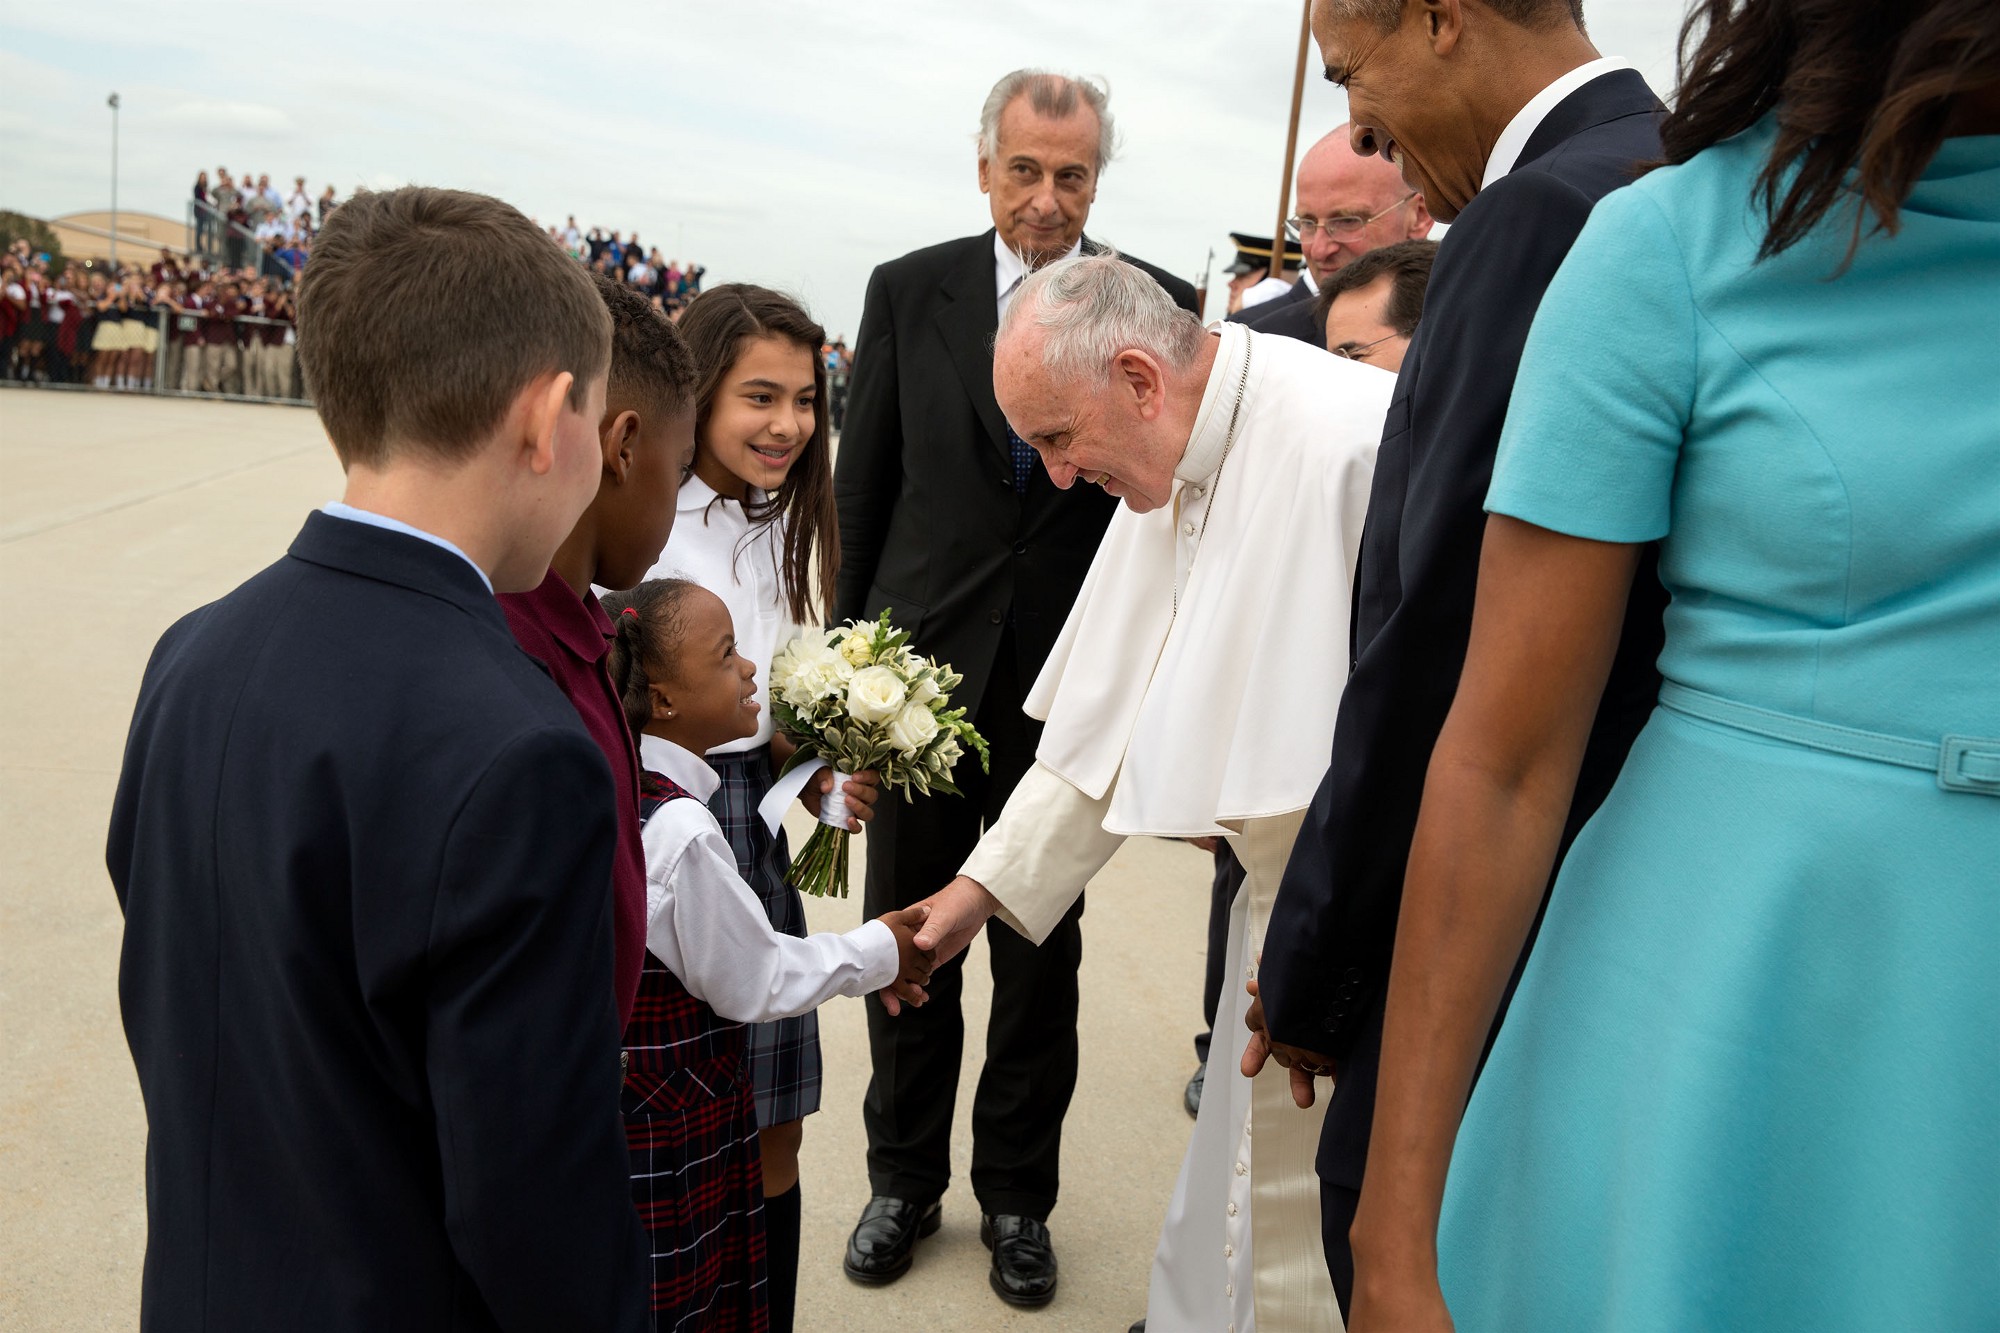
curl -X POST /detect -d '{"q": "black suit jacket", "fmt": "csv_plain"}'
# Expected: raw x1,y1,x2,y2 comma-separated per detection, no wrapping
1259,70,1670,1189
107,513,647,1332
1239,278,1324,345
833,230,1198,717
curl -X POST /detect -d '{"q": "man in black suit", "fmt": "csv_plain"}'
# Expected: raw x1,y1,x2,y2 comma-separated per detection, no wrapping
1231,126,1434,347
1248,0,1670,1315
107,186,649,1332
834,67,1197,1308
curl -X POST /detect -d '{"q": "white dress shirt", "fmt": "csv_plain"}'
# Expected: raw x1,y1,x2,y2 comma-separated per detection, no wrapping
321,502,493,592
995,232,1083,324
639,734,897,1021
646,475,804,753
1482,56,1635,189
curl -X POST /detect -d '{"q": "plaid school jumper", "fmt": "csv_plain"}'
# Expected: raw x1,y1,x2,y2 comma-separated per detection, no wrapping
625,771,770,1333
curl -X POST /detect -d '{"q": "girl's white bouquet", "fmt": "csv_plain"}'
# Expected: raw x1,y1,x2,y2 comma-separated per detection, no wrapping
771,612,990,897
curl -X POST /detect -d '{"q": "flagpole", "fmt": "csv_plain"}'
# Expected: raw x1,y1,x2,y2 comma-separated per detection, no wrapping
1272,0,1313,283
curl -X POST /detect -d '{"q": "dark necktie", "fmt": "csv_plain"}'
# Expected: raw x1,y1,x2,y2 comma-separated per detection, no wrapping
1006,425,1036,494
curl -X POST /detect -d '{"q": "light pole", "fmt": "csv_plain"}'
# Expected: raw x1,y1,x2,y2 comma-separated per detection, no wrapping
107,92,121,268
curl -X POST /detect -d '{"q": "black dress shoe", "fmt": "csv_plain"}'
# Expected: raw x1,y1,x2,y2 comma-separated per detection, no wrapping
980,1213,1058,1307
842,1196,941,1285
1184,1065,1204,1118
1129,1322,1147,1332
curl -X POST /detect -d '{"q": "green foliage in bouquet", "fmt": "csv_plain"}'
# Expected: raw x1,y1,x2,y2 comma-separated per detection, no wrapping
770,611,991,896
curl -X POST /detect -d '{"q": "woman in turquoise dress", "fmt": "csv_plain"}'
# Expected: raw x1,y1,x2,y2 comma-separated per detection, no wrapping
1342,3,2000,1330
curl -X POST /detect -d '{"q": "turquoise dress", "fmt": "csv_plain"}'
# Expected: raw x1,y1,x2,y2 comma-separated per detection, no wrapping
1438,116,2000,1330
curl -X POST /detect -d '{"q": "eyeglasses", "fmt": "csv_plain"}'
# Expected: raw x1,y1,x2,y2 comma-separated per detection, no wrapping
1330,331,1400,362
1289,192,1417,241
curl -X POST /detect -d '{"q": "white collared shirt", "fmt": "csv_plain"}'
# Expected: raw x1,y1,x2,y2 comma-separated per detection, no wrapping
646,475,804,752
995,232,1084,324
1481,56,1635,190
321,501,493,592
637,734,898,1020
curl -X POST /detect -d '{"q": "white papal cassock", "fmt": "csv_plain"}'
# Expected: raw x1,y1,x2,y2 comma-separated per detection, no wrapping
960,321,1390,1333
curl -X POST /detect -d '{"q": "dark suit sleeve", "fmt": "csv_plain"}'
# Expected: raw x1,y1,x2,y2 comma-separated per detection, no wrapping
426,725,647,1332
833,263,901,625
1261,170,1600,1061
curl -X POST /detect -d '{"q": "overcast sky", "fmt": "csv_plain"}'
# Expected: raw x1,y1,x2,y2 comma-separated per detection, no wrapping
2,0,1687,334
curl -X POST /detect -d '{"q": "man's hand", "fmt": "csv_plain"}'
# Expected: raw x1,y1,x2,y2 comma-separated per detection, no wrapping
1241,974,1337,1109
914,875,1000,959
875,904,935,1013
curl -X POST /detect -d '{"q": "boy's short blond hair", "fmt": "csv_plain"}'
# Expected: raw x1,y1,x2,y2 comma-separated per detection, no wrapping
297,186,610,468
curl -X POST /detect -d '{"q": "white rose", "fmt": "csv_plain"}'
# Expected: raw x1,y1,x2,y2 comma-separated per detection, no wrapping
846,666,907,724
909,675,941,706
775,640,850,707
885,701,940,755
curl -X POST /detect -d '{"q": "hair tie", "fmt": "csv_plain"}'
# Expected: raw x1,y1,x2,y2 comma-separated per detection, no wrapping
621,606,639,619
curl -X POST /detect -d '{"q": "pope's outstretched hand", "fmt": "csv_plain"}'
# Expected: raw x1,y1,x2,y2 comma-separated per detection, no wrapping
881,876,1002,1017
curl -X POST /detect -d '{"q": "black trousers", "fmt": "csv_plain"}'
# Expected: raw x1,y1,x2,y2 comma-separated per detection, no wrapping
1192,843,1246,1064
1321,1180,1359,1317
860,632,1084,1221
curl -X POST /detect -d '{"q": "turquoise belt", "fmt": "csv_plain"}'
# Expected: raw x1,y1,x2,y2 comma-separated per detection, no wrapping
1658,682,2000,797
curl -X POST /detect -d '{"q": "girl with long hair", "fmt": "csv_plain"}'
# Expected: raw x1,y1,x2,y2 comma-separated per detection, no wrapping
643,283,863,1333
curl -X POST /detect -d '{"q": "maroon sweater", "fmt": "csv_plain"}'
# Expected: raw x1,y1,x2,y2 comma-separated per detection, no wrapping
500,570,646,1025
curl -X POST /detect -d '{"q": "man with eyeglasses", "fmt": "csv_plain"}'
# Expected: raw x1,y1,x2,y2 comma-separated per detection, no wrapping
1316,238,1437,371
1231,125,1433,346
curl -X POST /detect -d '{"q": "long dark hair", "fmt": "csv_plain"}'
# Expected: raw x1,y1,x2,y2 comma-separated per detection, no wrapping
1662,0,2000,263
677,284,839,625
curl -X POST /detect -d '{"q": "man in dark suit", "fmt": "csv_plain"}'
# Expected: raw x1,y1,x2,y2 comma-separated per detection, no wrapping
834,67,1197,1308
1249,0,1670,1314
107,186,648,1332
1231,126,1434,347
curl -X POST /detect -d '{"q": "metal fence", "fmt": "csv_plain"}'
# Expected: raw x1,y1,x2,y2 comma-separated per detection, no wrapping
1,308,307,405
187,200,300,284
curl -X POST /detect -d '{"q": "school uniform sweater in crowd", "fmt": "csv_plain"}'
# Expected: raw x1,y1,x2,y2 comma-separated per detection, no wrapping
108,507,647,1332
624,737,897,1326
500,569,648,1025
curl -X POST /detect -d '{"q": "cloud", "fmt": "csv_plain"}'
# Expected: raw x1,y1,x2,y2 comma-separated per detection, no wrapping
1,0,1688,334
155,99,296,137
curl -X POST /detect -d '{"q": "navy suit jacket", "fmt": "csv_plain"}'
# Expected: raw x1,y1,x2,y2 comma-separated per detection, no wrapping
1228,275,1322,345
1258,70,1671,1189
108,512,647,1332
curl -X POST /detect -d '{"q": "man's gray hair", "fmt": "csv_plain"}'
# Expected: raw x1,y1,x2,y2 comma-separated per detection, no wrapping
1001,253,1205,384
977,70,1118,174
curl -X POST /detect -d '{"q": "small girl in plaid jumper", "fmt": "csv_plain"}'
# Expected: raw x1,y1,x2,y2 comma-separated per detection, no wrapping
603,579,930,1332
642,285,876,1332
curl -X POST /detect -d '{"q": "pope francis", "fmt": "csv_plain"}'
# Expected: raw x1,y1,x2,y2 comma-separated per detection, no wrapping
901,251,1391,1332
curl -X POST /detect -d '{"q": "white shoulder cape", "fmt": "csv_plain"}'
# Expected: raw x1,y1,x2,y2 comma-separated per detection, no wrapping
1025,326,1391,837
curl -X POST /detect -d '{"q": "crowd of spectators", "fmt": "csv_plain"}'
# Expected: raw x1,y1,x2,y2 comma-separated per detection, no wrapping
548,215,706,318
192,167,332,278
4,169,708,400
2,240,302,398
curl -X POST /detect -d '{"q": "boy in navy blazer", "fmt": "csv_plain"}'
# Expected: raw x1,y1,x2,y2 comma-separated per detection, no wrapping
107,187,649,1332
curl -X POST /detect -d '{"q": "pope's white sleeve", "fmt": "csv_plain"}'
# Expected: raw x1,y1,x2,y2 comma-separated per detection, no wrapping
960,761,1125,944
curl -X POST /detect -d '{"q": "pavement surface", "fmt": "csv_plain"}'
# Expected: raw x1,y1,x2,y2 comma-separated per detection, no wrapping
0,388,1216,1331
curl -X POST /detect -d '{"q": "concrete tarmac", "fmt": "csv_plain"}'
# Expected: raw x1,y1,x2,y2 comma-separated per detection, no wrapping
0,389,1215,1331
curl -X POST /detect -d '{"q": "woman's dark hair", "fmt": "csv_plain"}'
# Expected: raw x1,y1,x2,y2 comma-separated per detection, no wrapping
677,284,839,625
601,578,703,736
1662,0,2000,262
